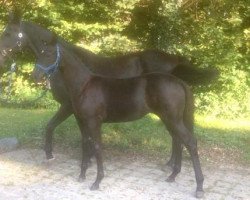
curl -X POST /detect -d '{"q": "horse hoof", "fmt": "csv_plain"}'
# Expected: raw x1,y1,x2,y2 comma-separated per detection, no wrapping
161,161,174,172
166,176,175,183
46,154,55,160
166,160,175,168
43,156,55,164
78,176,86,183
90,183,99,191
87,159,92,167
161,164,171,172
42,157,55,167
47,156,55,161
196,190,204,198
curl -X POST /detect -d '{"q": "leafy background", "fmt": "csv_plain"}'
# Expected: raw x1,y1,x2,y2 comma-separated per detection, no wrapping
0,0,249,119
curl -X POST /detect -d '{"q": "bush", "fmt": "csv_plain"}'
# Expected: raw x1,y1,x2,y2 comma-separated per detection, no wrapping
0,0,249,119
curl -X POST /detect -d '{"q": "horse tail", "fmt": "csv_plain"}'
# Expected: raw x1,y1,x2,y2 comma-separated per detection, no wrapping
172,63,219,86
181,82,194,132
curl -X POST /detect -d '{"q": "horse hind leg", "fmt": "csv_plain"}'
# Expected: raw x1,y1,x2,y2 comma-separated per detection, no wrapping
162,134,183,171
164,103,193,170
160,116,183,180
165,135,176,168
165,136,182,182
170,120,204,198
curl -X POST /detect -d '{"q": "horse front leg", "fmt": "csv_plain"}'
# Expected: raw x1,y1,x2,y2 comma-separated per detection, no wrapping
44,103,73,160
90,134,104,191
78,135,92,182
76,116,94,182
76,116,104,190
84,118,104,190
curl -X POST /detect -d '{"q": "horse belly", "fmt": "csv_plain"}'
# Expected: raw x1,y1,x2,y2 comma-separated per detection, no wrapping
105,103,148,122
104,88,149,122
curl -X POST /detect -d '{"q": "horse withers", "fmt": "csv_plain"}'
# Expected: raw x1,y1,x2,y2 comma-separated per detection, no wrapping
32,35,204,198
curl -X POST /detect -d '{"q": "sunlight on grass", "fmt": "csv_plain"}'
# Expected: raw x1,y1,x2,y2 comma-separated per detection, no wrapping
0,107,249,164
194,114,250,163
148,114,160,121
148,113,250,131
195,115,250,131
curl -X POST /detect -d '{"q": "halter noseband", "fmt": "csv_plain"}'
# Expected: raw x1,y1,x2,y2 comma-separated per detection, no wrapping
35,44,60,76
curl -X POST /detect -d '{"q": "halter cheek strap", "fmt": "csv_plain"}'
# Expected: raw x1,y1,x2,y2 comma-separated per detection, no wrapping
17,22,24,48
35,44,60,76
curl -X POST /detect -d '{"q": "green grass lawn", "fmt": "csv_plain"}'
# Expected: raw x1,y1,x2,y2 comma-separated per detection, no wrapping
0,107,249,165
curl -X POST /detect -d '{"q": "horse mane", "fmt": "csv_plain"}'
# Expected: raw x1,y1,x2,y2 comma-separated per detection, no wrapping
57,37,101,65
22,21,218,84
22,21,102,66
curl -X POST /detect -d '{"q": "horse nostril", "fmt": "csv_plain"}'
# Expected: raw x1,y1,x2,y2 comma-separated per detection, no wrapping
32,72,43,84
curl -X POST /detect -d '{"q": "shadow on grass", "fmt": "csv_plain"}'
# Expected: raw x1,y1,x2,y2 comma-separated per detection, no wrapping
54,113,250,165
0,108,249,165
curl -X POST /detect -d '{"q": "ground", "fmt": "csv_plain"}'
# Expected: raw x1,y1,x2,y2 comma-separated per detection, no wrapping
0,148,249,200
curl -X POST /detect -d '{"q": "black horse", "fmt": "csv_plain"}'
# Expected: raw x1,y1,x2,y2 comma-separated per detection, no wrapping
0,11,217,169
0,11,208,198
32,33,204,197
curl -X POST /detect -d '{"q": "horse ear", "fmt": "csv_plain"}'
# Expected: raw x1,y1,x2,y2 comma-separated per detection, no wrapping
9,8,22,24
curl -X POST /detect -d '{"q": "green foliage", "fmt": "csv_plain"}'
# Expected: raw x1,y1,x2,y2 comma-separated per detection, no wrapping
0,0,249,118
0,62,58,108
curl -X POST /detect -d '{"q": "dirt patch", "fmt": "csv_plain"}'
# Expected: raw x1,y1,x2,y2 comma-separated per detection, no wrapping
0,148,250,200
198,144,246,166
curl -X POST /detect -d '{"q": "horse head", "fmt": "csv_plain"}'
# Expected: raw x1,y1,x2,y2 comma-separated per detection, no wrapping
0,9,28,67
0,9,56,73
32,33,60,82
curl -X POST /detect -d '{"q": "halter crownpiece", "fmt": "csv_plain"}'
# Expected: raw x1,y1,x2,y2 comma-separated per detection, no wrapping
35,44,61,76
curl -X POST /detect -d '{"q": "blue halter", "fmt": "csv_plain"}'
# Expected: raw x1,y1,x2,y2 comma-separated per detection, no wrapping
35,44,60,76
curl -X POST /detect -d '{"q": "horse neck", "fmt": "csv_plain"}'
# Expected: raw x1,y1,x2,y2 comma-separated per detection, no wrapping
58,38,102,68
59,45,92,95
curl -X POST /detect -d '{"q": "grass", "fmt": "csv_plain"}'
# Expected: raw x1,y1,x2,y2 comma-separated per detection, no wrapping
195,115,250,164
0,107,249,165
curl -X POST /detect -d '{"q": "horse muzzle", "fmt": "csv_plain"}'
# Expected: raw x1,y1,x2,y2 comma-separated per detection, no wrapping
31,68,46,84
